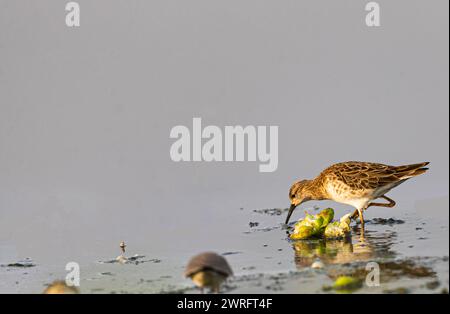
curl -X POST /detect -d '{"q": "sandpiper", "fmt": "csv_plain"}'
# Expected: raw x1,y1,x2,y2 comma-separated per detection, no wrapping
184,252,233,294
286,161,429,226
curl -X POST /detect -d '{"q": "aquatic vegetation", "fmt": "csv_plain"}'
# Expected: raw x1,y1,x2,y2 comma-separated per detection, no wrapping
290,208,351,240
324,214,352,239
289,208,332,240
332,276,362,292
317,208,335,226
290,225,318,240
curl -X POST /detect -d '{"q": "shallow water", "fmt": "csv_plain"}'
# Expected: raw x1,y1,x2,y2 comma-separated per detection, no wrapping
0,0,448,295
1,196,447,294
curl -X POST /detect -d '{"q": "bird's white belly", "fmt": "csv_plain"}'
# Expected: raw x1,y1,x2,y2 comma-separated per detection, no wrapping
326,183,370,210
340,197,370,210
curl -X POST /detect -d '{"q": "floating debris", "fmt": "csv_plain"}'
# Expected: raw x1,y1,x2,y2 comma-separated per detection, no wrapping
99,254,157,265
2,258,35,268
119,241,126,254
98,241,160,265
369,218,405,225
222,251,242,256
116,255,128,264
116,241,128,264
249,222,259,228
253,208,288,216
243,226,279,234
242,266,256,271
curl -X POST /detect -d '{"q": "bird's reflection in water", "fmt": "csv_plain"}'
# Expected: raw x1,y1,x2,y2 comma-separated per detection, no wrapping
292,227,397,269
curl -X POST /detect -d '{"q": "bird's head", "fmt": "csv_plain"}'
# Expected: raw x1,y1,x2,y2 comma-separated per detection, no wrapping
286,180,312,224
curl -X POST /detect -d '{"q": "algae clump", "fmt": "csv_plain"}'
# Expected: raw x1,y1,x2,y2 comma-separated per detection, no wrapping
290,208,334,240
332,276,362,292
317,208,334,226
324,213,352,239
290,209,352,240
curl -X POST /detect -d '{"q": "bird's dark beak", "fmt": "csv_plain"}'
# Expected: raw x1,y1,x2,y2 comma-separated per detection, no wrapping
285,204,297,225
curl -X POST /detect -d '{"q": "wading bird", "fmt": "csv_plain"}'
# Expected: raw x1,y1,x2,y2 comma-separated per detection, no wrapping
286,161,429,227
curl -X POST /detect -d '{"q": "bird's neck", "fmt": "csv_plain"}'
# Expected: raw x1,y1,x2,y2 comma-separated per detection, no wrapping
305,178,328,200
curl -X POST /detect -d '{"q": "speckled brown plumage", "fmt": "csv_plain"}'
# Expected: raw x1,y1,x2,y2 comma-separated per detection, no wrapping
286,161,429,225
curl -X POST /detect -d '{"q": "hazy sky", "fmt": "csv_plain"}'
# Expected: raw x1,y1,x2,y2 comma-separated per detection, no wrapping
0,1,448,261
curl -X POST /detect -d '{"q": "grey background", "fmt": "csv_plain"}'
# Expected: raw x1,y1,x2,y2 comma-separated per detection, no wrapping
0,0,448,263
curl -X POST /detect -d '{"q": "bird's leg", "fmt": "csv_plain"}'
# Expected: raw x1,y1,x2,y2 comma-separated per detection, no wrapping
359,224,366,240
358,207,366,238
358,208,365,226
352,196,396,220
200,287,204,294
366,195,396,209
350,207,366,225
351,207,365,222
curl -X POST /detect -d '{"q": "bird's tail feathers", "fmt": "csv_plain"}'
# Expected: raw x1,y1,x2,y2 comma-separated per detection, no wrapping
395,162,429,180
